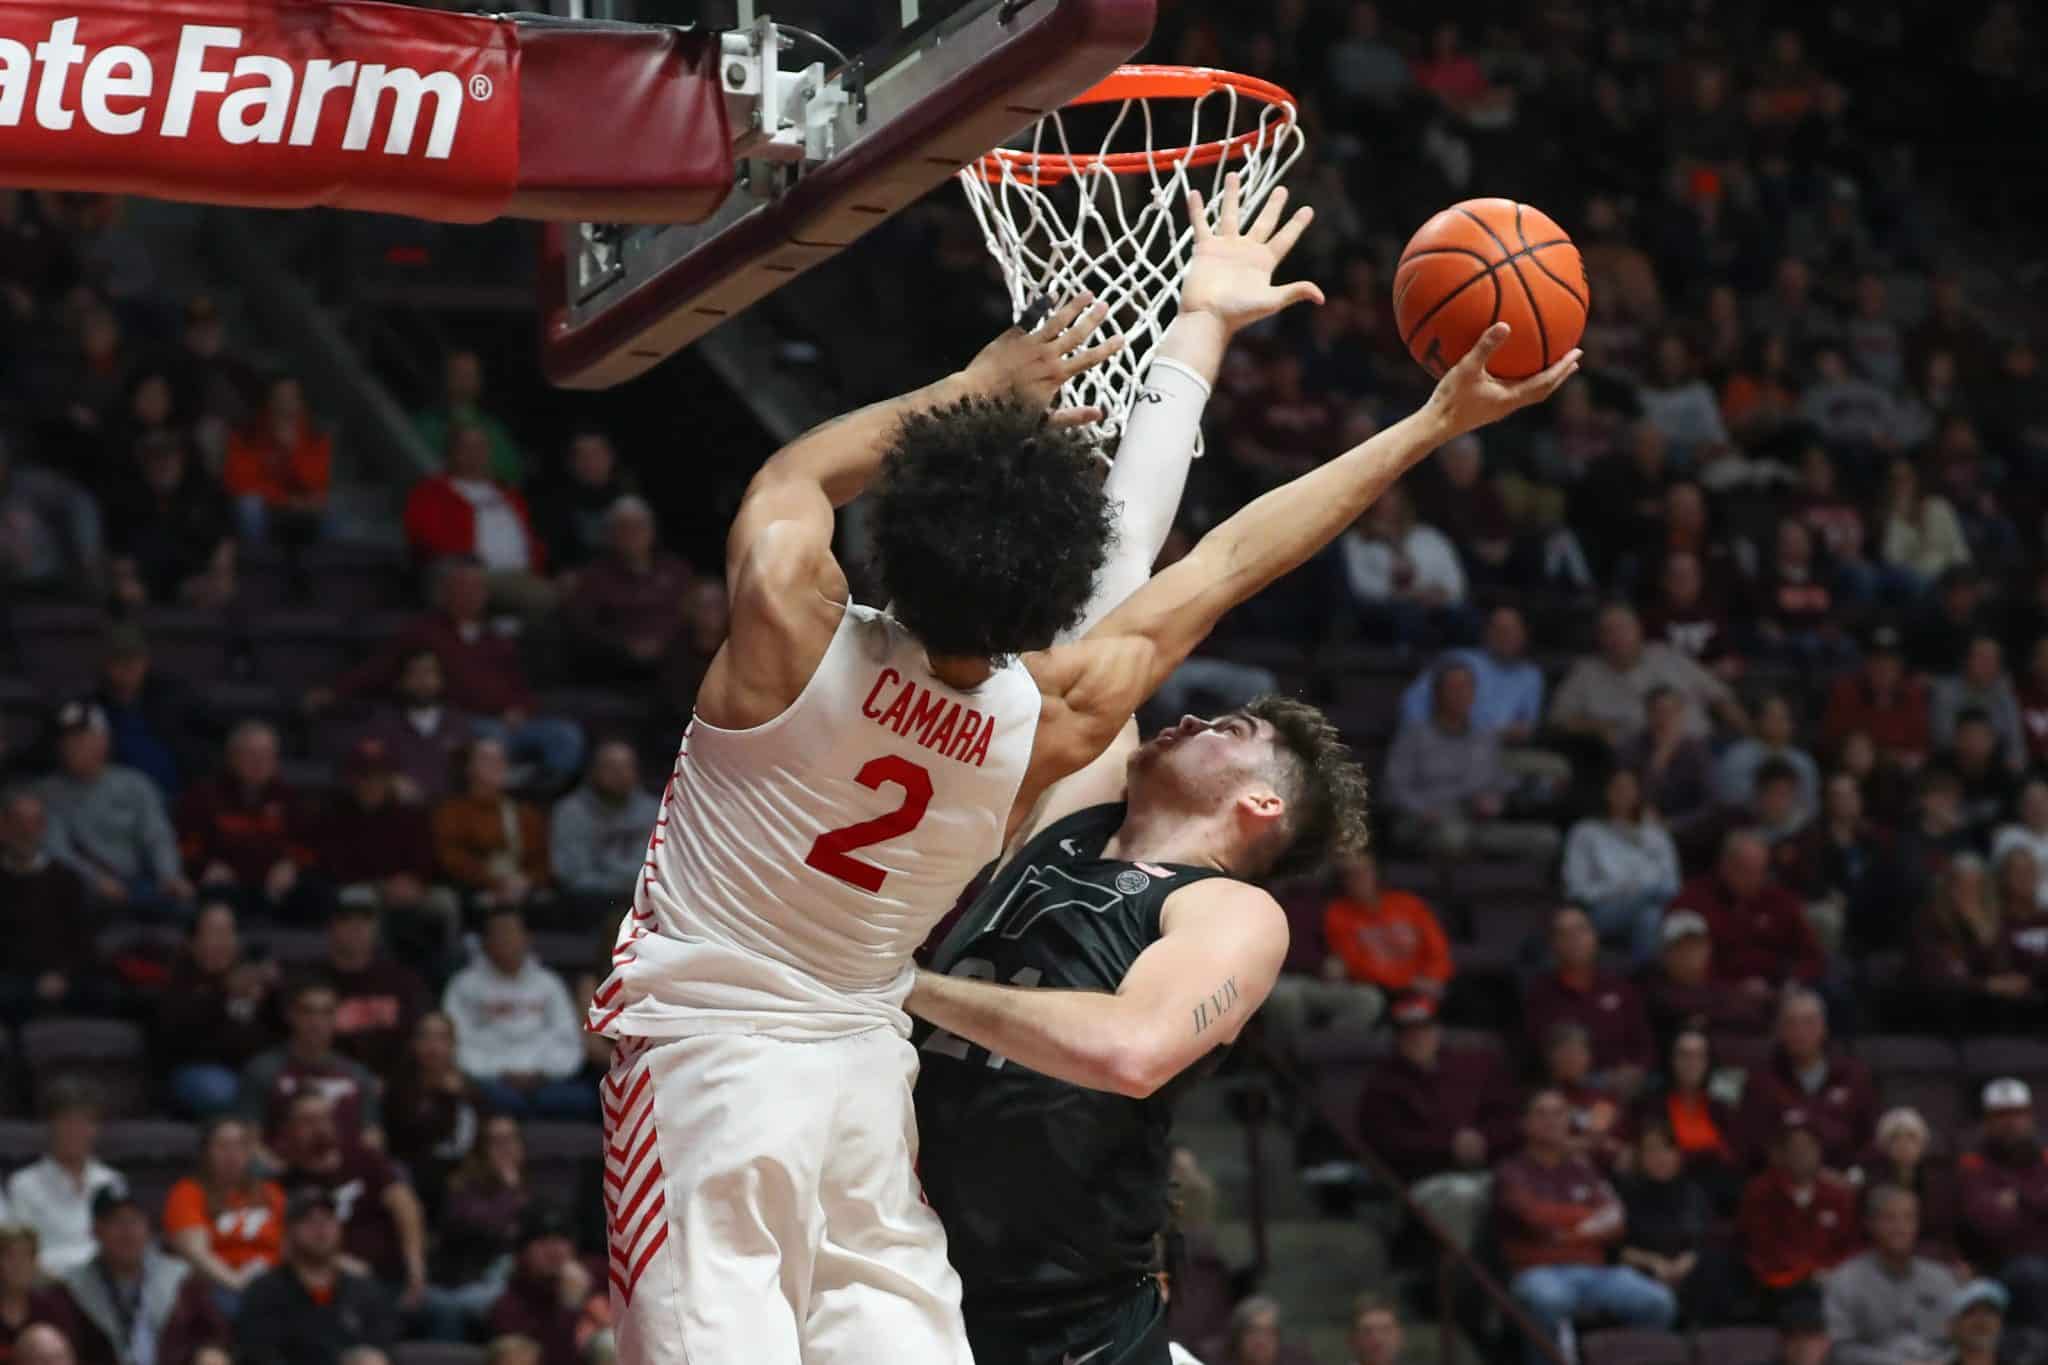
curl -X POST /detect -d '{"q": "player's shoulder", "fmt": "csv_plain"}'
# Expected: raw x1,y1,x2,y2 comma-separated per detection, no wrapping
1160,874,1287,937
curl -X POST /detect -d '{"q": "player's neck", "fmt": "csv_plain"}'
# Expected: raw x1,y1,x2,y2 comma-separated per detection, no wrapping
928,654,995,690
1104,806,1231,873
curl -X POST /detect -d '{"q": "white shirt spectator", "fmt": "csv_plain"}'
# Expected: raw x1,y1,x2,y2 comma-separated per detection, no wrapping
451,478,533,572
443,952,585,1083
1342,524,1466,604
4,1155,126,1276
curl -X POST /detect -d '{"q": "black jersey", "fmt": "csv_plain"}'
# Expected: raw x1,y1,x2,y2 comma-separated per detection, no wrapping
911,802,1230,1316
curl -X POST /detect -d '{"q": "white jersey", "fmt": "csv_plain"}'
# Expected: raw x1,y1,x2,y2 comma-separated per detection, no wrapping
590,602,1041,1041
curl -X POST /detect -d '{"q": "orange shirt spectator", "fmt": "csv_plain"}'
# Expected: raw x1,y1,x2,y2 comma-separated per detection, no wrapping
162,1117,286,1304
222,376,332,508
1321,854,1454,994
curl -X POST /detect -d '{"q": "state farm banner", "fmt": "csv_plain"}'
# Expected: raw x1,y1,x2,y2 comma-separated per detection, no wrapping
0,0,519,221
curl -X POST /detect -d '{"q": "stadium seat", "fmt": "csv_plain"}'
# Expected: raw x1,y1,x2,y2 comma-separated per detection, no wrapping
245,928,328,967
394,1343,487,1365
1581,1328,1690,1365
1445,860,1554,902
100,1120,200,1217
1874,1073,1964,1138
302,544,412,615
1711,1034,1773,1080
136,607,232,686
531,932,596,976
203,680,290,732
9,604,110,694
1959,1036,2048,1084
0,1025,14,1117
1856,1035,1959,1076
19,1017,151,1118
1442,1029,1507,1060
1692,1325,1780,1365
244,610,357,693
537,688,648,737
523,1121,601,1204
0,1120,41,1165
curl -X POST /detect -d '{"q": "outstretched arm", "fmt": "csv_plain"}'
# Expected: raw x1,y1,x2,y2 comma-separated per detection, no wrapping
1063,323,1579,722
1021,178,1324,844
908,879,1289,1097
1066,175,1325,640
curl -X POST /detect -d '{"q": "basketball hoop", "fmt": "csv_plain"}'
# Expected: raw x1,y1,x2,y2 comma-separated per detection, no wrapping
957,65,1306,450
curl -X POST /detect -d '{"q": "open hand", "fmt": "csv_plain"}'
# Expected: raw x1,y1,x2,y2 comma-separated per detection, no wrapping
1181,172,1324,332
1425,323,1580,440
963,294,1124,429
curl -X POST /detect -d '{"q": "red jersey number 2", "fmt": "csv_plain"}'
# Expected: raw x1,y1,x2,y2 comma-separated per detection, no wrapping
803,755,934,893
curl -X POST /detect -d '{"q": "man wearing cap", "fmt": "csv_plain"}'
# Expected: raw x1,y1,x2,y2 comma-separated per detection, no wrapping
34,700,193,917
1958,1079,2048,1327
485,1204,597,1365
1946,1280,2007,1365
236,1188,400,1365
1642,909,1771,1048
1822,1184,1961,1365
1521,908,1654,1100
90,624,213,800
310,739,452,953
1736,988,1879,1171
1823,625,1931,767
43,1190,228,1365
1738,1118,1860,1315
1356,994,1517,1250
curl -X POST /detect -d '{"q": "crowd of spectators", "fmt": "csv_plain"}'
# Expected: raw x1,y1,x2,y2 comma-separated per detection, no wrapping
5,0,2048,1363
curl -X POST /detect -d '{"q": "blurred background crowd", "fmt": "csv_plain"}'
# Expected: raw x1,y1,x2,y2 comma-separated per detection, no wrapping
5,0,2048,1362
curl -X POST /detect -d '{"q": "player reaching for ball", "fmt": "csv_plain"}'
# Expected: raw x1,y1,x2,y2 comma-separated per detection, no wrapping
590,172,1576,1365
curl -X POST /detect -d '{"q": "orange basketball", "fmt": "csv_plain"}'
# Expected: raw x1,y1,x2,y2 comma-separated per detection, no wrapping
1393,198,1588,381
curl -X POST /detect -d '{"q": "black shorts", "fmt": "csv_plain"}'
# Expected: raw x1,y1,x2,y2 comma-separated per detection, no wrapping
965,1280,1170,1365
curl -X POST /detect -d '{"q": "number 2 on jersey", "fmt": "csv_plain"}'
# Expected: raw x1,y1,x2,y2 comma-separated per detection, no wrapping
802,754,934,893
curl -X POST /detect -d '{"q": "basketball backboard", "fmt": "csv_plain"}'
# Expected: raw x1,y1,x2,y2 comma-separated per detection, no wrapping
538,0,1155,388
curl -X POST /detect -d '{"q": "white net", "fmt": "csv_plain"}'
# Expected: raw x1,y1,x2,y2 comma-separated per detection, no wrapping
956,69,1307,454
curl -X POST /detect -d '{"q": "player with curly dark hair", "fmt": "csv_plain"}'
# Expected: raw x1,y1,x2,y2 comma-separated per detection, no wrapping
868,393,1116,659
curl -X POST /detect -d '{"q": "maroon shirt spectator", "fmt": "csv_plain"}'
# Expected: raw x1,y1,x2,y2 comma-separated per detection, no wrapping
1355,995,1518,1183
564,496,694,683
1522,907,1653,1093
177,720,317,907
1738,1122,1860,1295
344,651,480,806
240,982,384,1148
1750,519,1839,645
313,739,442,908
0,789,100,1020
318,904,427,1081
1823,631,1931,766
1614,687,1717,831
1670,830,1825,988
384,1013,484,1222
1641,550,1738,675
2015,637,2048,766
1913,853,2040,1025
274,1092,425,1295
159,903,282,1076
1642,911,1771,1046
1735,989,1879,1171
1537,1023,1628,1170
437,1115,530,1283
322,563,535,719
1492,1091,1629,1272
486,1206,591,1365
1790,445,1872,572
1957,1079,2048,1270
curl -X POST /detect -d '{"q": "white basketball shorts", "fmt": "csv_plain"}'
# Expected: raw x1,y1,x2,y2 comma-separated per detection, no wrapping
603,1027,973,1365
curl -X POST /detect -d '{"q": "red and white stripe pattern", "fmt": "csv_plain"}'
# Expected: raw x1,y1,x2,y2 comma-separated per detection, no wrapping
586,751,682,1037
602,1036,667,1306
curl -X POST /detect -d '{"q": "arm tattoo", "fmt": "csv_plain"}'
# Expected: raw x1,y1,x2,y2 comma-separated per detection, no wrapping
1190,975,1241,1037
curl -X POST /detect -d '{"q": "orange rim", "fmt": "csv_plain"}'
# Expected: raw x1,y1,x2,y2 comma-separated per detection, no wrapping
972,64,1298,187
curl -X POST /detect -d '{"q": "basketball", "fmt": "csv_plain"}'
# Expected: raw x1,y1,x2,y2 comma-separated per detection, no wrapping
1393,198,1588,381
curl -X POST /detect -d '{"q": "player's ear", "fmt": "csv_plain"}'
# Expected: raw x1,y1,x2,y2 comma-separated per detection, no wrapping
1237,786,1285,826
